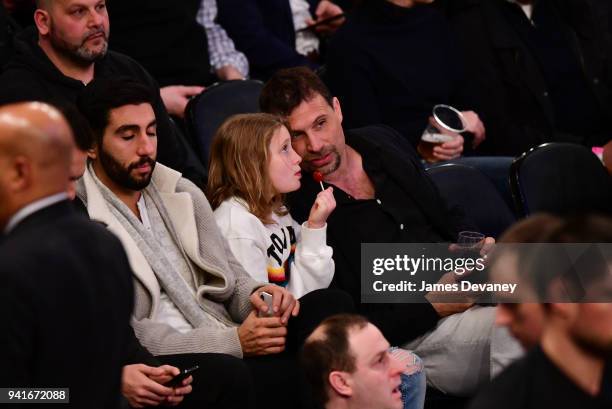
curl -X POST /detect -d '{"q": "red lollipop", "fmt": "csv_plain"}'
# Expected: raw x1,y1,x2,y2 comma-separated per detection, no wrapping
313,171,325,191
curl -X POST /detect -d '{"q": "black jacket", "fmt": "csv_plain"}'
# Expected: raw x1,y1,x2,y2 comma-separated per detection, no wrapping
217,0,319,80
326,1,471,148
444,0,612,155
0,27,206,187
0,200,133,408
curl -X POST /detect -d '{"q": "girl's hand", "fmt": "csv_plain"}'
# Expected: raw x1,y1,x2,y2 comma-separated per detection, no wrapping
307,187,336,229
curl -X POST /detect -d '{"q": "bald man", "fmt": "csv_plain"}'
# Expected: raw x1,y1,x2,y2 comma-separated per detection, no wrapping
0,102,133,408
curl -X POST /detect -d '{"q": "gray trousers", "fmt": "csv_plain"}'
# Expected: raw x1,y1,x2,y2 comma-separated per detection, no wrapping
402,306,523,396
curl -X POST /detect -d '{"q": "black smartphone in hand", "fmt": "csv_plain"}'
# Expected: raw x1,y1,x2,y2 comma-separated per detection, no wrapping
167,365,199,387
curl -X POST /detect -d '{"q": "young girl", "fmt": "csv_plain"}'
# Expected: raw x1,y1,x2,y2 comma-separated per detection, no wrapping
208,113,336,298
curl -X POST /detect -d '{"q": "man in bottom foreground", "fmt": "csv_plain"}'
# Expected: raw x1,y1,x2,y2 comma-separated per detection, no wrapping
302,314,425,409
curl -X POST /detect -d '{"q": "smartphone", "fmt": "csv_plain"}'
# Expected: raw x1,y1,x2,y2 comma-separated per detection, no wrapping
258,291,275,317
167,365,199,387
296,13,345,33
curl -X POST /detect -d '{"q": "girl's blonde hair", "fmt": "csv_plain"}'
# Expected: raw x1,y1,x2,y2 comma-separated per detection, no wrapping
207,113,290,223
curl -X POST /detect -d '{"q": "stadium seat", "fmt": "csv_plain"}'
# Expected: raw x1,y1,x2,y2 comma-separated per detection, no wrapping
185,79,264,167
510,143,612,217
426,163,516,238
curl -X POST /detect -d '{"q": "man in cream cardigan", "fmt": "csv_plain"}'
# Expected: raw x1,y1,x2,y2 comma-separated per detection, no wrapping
75,78,299,361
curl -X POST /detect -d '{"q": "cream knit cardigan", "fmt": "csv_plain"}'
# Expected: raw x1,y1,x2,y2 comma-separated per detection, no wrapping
76,164,264,358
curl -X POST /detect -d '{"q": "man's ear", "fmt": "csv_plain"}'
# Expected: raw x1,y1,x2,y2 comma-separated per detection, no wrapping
549,302,578,322
34,9,51,36
9,156,32,192
328,370,352,398
87,145,98,160
332,97,343,124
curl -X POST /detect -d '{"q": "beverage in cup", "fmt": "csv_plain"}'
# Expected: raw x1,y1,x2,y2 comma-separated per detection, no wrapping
417,104,466,162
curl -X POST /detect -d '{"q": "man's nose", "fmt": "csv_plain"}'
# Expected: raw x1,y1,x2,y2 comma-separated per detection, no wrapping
306,133,323,152
137,135,155,156
89,8,104,27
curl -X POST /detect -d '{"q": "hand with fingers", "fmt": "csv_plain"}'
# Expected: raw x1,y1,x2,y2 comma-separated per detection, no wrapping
160,85,205,118
216,65,245,81
250,285,300,325
238,311,289,356
121,364,193,408
461,110,486,149
305,0,345,34
307,187,336,229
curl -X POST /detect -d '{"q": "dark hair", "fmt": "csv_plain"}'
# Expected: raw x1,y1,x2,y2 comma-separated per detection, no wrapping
77,78,155,146
300,314,369,407
54,102,94,151
532,215,612,302
259,67,333,117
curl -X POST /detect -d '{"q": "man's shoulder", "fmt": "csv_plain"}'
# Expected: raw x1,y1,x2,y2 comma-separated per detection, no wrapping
0,209,121,269
214,197,267,238
98,50,155,84
0,59,54,103
346,125,422,162
346,124,404,141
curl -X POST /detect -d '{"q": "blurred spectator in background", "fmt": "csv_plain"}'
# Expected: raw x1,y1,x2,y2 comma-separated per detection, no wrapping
0,0,207,186
107,0,249,118
108,0,250,120
218,0,344,80
0,101,133,409
490,214,564,351
470,215,612,409
325,0,486,162
444,0,612,156
196,0,249,81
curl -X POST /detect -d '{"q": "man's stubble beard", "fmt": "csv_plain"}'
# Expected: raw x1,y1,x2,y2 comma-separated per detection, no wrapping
49,22,109,66
301,145,341,176
98,147,156,192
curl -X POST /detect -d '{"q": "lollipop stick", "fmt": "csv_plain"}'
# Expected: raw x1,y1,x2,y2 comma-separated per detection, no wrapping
313,171,325,191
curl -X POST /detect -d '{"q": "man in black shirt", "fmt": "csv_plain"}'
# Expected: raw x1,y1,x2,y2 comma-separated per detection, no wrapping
260,67,523,396
0,0,206,186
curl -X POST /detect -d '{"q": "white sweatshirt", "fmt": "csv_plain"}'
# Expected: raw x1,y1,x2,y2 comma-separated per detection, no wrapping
214,197,334,298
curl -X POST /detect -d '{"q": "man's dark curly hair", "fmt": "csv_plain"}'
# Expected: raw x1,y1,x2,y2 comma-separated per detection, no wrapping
259,67,333,117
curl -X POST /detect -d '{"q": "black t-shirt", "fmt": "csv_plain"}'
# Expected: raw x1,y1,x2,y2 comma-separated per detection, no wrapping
469,346,612,409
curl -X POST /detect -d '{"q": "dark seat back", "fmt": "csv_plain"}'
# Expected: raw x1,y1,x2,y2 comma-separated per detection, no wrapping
185,79,264,167
510,143,612,217
427,164,516,238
